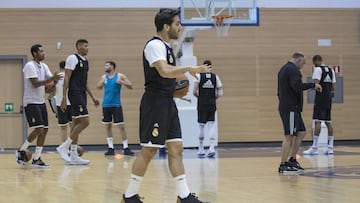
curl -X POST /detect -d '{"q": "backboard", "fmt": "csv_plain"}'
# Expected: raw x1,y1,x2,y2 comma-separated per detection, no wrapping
180,0,259,26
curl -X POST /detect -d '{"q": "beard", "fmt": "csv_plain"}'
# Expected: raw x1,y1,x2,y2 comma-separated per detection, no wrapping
169,29,179,40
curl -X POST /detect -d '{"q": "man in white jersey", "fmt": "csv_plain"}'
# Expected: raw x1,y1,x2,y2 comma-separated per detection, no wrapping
16,44,61,168
53,61,73,143
56,39,100,165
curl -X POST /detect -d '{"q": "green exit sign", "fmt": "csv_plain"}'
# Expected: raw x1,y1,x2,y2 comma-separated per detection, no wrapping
4,103,14,112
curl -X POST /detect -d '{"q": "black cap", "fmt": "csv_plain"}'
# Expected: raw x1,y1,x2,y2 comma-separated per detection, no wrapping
203,60,212,65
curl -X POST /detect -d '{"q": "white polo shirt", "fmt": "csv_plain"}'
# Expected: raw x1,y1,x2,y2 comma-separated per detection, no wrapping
23,60,53,106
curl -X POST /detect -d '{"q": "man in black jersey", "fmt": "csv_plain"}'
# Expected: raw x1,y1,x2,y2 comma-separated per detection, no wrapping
121,8,211,203
193,60,223,158
303,55,336,155
277,52,322,173
57,39,100,165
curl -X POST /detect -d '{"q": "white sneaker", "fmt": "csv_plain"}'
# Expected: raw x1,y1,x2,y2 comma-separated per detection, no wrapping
197,148,206,157
303,147,319,155
207,150,216,158
57,145,71,163
69,154,90,165
326,147,334,155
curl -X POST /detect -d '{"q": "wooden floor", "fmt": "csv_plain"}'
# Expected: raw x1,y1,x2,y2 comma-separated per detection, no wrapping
1,146,360,203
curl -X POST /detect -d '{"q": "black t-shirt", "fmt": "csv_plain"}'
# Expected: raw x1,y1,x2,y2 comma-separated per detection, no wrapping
142,36,176,96
198,72,217,111
315,65,333,108
278,61,315,112
69,54,88,93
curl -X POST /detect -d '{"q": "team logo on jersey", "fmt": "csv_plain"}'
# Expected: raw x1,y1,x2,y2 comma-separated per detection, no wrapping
168,55,174,64
152,123,159,137
79,105,83,112
32,117,36,123
202,80,214,88
80,62,83,68
323,75,332,83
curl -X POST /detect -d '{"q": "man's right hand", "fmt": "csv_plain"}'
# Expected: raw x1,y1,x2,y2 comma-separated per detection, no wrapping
60,97,67,112
315,83,322,92
189,64,212,79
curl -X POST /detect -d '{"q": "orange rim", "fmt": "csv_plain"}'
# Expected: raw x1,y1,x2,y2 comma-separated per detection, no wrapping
212,15,233,25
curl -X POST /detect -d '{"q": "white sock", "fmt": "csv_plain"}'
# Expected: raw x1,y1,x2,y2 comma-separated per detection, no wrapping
312,136,319,147
208,122,216,151
122,139,129,149
70,144,78,157
107,137,114,149
124,174,143,198
199,124,205,150
328,135,334,148
33,146,43,160
60,137,73,149
174,175,190,199
20,140,31,151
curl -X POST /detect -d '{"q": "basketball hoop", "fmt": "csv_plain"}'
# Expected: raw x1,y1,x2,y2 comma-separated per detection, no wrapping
212,15,232,37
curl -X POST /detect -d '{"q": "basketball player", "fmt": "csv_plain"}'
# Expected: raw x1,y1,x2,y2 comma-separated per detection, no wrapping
121,8,211,203
97,61,134,156
56,39,100,165
303,55,336,155
277,52,322,173
16,44,61,167
55,61,72,143
193,60,223,158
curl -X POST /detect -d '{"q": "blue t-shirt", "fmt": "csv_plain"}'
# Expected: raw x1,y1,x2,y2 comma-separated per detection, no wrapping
102,73,122,108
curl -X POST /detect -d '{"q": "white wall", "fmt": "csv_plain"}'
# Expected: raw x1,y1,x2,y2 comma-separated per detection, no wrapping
0,0,360,8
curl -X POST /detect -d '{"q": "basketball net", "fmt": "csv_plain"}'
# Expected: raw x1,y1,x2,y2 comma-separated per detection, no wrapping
212,15,232,37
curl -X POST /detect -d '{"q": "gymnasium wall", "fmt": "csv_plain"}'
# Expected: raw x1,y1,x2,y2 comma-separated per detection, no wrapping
0,8,359,145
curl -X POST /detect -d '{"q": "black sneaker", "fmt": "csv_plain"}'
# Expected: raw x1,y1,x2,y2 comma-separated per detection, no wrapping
123,148,134,156
278,162,299,173
15,150,26,165
121,194,143,203
32,158,50,168
177,193,210,203
104,148,115,156
288,159,304,170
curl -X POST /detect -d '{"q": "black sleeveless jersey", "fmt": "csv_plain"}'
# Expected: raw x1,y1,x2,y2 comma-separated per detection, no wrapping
142,36,176,96
197,72,217,111
315,65,333,108
69,54,88,93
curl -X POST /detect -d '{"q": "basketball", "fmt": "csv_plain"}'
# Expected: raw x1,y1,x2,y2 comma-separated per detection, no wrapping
77,145,85,156
45,81,55,93
174,74,189,98
24,149,32,162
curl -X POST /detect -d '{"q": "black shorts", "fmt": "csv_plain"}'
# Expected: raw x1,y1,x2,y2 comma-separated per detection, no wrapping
24,103,48,128
198,110,216,124
102,107,124,124
139,92,181,147
68,91,88,118
57,105,72,126
312,105,331,122
279,111,306,135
